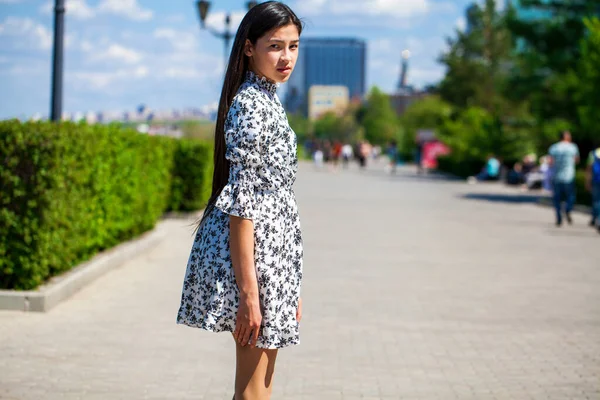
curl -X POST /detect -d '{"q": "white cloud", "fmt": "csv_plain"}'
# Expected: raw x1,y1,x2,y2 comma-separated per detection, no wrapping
456,16,467,32
0,17,52,50
40,0,95,20
296,0,432,18
80,39,93,52
40,0,152,21
88,43,143,64
162,67,202,79
97,0,153,21
165,14,186,23
154,28,198,53
72,66,148,90
204,11,245,34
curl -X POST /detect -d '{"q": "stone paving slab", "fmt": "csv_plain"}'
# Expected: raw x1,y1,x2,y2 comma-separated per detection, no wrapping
1,161,599,399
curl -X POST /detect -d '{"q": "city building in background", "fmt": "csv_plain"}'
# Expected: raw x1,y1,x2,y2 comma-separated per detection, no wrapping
307,85,350,120
284,38,366,116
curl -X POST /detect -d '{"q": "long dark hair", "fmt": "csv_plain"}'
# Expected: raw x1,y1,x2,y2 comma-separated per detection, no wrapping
198,1,303,229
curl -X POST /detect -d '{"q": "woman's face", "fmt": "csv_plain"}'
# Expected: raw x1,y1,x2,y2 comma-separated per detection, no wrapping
245,23,300,84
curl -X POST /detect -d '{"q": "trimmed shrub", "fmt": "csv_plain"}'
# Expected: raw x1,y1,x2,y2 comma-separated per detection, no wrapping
169,139,213,212
1,120,212,290
575,170,592,207
436,155,484,178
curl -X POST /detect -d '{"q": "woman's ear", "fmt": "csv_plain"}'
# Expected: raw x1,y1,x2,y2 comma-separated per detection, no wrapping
244,39,253,57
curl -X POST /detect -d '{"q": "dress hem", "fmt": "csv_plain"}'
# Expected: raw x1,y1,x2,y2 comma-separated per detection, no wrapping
176,319,300,349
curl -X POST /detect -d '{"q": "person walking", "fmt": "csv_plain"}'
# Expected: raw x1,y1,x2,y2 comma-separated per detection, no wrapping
386,140,399,174
176,3,304,399
586,145,600,233
548,131,580,226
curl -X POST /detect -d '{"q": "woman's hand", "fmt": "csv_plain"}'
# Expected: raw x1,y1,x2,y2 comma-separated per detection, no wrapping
229,215,261,348
234,294,262,348
296,297,302,322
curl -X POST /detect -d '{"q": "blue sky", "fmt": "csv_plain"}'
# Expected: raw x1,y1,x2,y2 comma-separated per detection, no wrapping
0,0,474,119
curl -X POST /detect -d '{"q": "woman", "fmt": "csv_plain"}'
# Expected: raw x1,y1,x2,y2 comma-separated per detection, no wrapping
176,3,303,399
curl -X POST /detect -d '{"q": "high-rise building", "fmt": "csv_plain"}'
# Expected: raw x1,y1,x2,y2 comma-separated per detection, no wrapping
284,38,366,115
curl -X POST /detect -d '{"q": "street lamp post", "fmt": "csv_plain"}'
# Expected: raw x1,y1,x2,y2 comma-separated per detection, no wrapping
50,0,65,122
196,1,258,67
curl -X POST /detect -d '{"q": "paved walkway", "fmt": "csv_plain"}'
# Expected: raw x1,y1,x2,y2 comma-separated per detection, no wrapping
1,161,599,400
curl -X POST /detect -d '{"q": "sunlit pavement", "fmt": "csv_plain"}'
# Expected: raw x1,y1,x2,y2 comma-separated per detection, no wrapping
1,160,599,399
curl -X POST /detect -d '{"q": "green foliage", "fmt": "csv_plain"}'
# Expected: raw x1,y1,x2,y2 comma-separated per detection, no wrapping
181,120,216,141
399,96,453,153
312,106,364,143
313,112,339,139
507,0,599,74
575,170,592,206
361,87,400,145
287,113,311,144
0,120,212,290
169,139,213,212
436,106,537,176
436,155,484,178
537,118,572,150
506,1,600,134
433,0,598,207
439,0,512,111
575,17,600,147
439,107,497,161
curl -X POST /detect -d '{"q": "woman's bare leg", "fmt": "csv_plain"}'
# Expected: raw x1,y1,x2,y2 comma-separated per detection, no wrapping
234,340,278,400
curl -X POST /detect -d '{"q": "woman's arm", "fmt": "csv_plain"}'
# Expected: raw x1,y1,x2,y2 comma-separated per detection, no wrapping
229,215,262,348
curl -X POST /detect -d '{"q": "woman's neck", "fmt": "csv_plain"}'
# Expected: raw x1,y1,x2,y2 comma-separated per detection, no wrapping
248,68,276,84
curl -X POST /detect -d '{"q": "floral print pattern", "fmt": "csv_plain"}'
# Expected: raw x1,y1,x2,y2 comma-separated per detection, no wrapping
176,72,303,349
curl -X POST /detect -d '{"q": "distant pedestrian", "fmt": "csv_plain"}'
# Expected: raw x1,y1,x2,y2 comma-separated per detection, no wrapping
548,131,580,226
472,154,500,182
386,140,399,174
341,143,353,168
586,145,600,233
313,147,324,168
176,3,304,399
415,136,424,174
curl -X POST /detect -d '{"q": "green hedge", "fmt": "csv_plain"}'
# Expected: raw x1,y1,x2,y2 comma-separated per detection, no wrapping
169,138,213,212
436,155,484,178
1,120,212,290
575,171,592,207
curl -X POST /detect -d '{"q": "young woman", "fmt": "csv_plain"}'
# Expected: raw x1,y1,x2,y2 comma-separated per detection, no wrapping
176,2,303,399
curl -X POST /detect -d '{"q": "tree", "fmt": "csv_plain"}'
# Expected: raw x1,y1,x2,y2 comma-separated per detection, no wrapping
506,0,600,122
575,17,600,148
361,87,400,145
438,0,513,112
312,106,363,143
399,96,453,153
287,113,310,144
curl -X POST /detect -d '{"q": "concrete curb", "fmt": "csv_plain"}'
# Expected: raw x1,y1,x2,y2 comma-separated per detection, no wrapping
0,220,171,313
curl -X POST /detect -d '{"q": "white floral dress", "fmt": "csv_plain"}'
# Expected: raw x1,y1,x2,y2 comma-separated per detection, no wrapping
176,72,303,349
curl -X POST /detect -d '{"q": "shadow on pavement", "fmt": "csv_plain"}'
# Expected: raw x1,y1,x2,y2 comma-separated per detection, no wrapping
460,193,545,204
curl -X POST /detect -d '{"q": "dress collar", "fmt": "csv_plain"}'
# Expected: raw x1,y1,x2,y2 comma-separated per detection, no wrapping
245,71,279,96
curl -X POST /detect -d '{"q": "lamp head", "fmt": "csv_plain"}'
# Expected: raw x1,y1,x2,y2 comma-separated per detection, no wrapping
197,0,210,28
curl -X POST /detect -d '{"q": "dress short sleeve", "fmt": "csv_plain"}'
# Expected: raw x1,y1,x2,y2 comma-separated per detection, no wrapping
215,95,266,220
